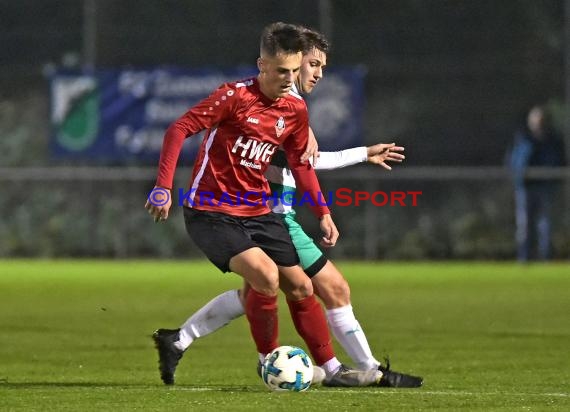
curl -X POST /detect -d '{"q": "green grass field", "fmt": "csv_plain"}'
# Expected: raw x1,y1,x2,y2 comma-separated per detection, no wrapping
0,260,568,411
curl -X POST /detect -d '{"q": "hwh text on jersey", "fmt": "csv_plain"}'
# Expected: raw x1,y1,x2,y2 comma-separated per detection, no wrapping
231,136,277,164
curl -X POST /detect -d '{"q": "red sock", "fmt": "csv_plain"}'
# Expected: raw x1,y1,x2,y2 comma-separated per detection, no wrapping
287,295,335,365
245,288,279,355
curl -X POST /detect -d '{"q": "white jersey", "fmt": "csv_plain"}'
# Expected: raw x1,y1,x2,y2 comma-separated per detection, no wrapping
264,85,367,215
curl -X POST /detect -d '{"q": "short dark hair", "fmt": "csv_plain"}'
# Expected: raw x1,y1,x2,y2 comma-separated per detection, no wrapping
260,22,308,57
299,27,330,54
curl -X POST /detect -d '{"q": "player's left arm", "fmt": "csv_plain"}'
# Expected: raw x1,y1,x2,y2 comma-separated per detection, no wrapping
315,142,405,171
283,108,339,247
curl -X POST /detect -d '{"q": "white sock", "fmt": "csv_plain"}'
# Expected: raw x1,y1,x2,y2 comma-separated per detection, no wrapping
326,305,380,370
321,357,342,377
175,289,244,351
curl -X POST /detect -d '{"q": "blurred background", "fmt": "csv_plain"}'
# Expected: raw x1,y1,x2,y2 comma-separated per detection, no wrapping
1,0,568,260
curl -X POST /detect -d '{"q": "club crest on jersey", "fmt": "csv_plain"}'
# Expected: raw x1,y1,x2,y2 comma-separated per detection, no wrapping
275,116,285,138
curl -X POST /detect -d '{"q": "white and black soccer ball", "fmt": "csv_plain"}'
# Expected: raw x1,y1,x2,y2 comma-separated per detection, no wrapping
261,345,313,392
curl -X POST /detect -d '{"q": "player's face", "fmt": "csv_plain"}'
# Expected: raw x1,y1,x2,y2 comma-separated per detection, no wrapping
257,51,303,100
296,47,327,94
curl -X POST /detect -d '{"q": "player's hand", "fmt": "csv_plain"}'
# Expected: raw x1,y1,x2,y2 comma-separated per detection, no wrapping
319,214,339,248
145,186,172,223
367,143,405,170
300,127,320,166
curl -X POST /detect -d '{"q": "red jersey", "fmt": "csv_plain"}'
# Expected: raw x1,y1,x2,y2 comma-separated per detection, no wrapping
156,77,330,217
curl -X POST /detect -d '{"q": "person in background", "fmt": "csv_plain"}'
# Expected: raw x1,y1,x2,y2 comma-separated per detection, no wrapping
507,105,566,261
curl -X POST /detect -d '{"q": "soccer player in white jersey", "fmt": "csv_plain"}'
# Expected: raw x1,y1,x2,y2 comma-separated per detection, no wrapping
154,26,422,388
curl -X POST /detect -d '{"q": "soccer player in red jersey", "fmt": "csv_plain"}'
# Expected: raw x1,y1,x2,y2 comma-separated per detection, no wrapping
148,24,422,388
146,22,383,387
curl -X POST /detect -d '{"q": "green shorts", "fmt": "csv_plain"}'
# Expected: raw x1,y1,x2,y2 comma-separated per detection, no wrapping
281,212,327,277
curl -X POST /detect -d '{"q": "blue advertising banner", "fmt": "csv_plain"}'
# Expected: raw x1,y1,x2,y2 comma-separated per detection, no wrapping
50,66,366,162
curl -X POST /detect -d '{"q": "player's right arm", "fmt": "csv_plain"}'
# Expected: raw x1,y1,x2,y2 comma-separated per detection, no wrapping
146,83,237,222
156,83,237,190
300,127,319,165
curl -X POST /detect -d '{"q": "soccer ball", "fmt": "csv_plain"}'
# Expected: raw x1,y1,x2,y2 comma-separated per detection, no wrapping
261,345,313,392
